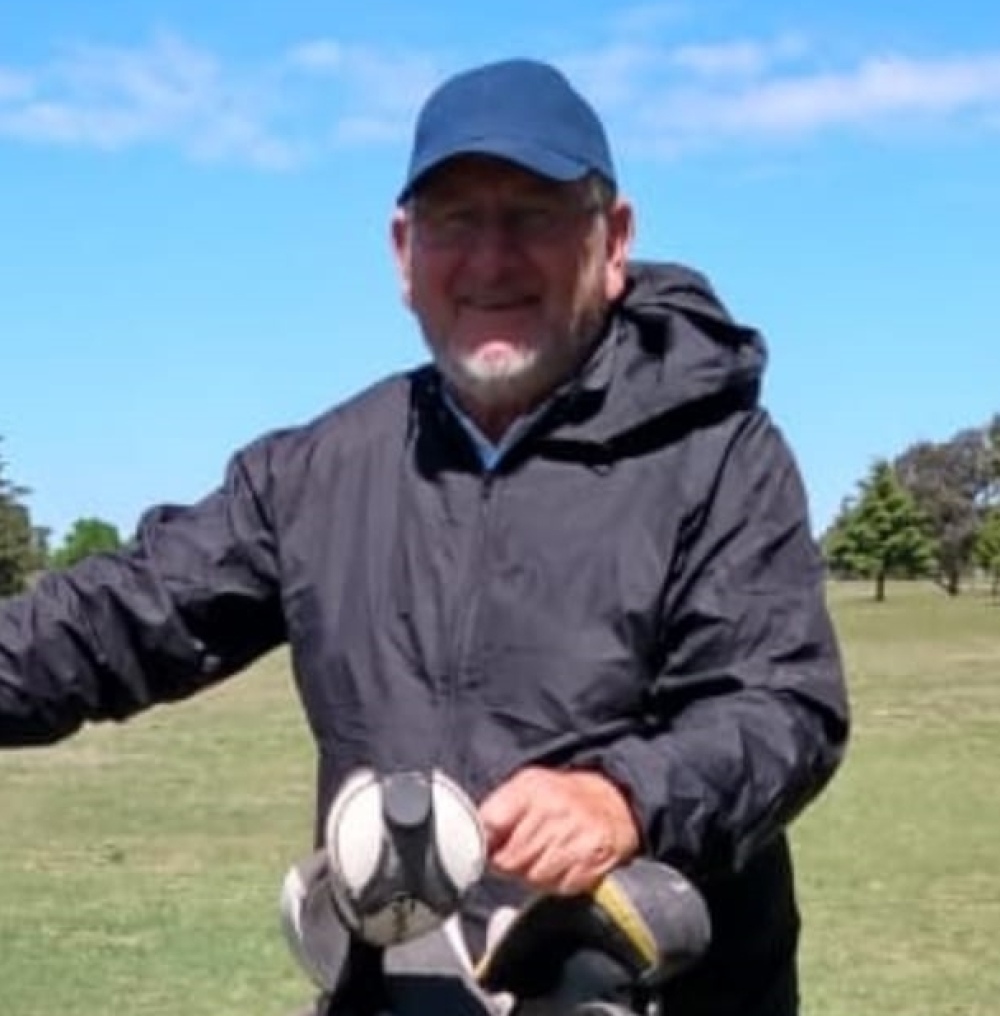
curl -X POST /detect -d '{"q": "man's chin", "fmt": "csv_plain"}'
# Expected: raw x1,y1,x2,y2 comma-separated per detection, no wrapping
461,349,538,384
444,351,546,409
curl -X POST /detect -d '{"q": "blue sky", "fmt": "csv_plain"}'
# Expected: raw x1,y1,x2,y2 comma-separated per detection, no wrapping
2,1,998,543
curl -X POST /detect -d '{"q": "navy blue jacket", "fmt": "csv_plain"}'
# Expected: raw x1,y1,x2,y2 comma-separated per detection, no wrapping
0,262,849,1015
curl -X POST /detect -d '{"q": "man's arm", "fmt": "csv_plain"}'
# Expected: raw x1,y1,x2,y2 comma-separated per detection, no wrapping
0,438,284,746
480,410,848,891
581,409,849,877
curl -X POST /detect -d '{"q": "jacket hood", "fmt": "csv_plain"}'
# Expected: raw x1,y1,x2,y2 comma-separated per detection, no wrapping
551,260,767,445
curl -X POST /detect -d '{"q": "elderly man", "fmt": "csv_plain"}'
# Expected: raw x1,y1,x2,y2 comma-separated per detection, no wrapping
0,59,848,1016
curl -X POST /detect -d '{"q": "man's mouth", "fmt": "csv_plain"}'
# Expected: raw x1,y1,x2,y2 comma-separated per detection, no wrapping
461,295,536,311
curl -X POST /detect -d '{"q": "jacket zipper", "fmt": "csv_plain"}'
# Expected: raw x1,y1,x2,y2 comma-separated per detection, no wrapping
444,468,497,775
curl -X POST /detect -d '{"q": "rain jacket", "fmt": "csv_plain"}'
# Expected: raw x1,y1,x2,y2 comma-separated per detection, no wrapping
0,261,849,1016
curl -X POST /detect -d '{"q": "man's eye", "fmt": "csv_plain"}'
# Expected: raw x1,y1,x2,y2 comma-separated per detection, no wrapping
517,208,553,226
436,209,474,226
510,207,565,238
431,210,477,235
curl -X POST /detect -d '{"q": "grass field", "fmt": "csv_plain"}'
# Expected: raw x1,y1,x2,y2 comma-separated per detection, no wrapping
0,583,997,1015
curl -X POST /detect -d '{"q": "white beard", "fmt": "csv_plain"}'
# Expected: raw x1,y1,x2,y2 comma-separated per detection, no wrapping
459,343,540,384
422,300,609,419
430,340,550,412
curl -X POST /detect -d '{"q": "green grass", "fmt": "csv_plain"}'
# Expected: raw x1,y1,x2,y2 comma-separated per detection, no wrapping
1,584,998,1014
794,583,1000,1015
0,652,316,1016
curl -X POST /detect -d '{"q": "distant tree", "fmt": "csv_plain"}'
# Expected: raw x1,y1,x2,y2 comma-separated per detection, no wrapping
824,460,936,601
0,439,45,596
894,428,992,596
975,508,1000,599
50,517,123,570
821,497,865,579
985,414,1000,507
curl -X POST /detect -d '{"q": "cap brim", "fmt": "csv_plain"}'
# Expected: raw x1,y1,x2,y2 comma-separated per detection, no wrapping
398,138,591,203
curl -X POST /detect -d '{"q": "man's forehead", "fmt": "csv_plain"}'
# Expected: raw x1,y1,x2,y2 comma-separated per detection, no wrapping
411,155,581,201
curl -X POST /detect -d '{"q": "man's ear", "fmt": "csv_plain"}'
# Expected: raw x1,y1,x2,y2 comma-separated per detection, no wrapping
391,208,413,308
604,198,635,302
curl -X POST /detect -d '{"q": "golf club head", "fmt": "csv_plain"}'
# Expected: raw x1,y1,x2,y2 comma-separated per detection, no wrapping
477,858,710,999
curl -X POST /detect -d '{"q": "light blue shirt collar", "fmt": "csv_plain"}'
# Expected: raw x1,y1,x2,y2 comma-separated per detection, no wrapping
442,390,553,471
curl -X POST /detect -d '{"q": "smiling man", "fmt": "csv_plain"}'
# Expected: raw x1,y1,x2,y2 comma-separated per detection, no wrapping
394,155,633,443
0,59,849,1016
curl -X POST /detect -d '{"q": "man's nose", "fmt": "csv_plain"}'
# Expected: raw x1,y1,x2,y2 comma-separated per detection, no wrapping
463,215,524,271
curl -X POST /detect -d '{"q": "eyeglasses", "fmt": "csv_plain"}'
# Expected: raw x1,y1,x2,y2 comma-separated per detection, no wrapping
411,200,601,252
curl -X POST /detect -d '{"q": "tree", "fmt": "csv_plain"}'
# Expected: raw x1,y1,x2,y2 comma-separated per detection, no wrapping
975,508,1000,599
894,428,992,596
0,439,46,596
821,497,866,580
50,517,123,570
985,414,1000,508
824,460,936,601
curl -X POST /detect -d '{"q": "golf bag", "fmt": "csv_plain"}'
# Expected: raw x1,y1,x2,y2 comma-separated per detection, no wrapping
280,770,711,1016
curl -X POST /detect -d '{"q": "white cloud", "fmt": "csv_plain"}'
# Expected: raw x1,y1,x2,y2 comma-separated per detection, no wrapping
286,40,439,115
638,52,1000,147
286,40,345,73
283,39,440,148
609,2,692,38
334,115,409,145
670,34,810,79
0,31,300,168
0,68,33,100
1,24,998,168
561,44,665,108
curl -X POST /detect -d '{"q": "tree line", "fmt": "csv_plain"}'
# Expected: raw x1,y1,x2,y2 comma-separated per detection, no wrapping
823,414,1000,600
3,418,1000,602
0,438,122,596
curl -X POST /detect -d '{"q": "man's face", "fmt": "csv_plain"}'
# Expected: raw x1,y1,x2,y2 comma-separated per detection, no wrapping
392,156,633,419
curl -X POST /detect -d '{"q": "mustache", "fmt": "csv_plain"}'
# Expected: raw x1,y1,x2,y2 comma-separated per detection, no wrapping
457,293,537,309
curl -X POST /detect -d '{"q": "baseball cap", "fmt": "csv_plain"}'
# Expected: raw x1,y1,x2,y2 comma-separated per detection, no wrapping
398,58,616,203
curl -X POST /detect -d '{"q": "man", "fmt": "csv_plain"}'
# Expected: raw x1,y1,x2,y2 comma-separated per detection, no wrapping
0,58,849,1015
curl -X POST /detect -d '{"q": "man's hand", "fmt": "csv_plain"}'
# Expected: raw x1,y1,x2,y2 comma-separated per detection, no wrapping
478,767,641,895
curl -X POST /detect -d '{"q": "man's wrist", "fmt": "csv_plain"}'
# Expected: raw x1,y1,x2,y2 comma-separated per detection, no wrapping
568,768,641,860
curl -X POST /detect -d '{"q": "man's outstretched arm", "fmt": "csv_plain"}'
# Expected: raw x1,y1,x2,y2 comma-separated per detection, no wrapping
0,441,284,746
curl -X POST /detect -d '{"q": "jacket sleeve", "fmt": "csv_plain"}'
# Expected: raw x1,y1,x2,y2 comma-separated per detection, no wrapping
583,409,849,878
0,437,285,747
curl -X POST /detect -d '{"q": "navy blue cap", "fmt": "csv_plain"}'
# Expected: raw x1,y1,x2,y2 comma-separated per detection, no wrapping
398,59,616,202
